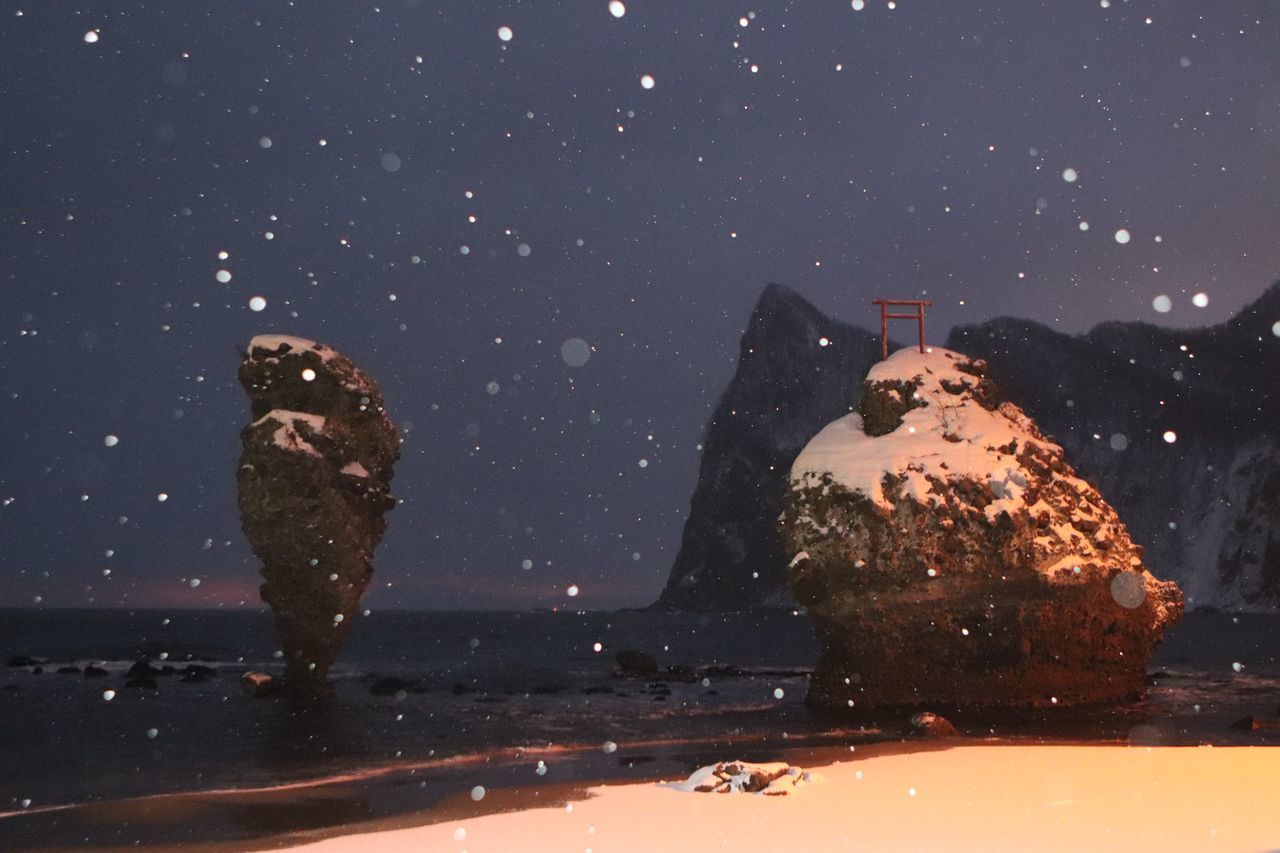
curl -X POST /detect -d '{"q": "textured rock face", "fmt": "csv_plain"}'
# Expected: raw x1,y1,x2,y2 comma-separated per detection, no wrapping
653,284,885,610
656,281,1280,613
237,335,398,693
781,347,1183,709
950,282,1280,611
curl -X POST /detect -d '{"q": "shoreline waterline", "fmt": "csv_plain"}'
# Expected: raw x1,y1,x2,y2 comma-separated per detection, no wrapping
286,742,1280,853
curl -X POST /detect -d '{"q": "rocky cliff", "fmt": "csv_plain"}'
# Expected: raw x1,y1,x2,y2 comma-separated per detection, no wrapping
950,281,1280,611
653,285,885,610
237,335,399,693
781,347,1182,708
658,283,1280,611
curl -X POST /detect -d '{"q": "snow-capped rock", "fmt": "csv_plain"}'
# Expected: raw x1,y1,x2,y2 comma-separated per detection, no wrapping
781,346,1182,709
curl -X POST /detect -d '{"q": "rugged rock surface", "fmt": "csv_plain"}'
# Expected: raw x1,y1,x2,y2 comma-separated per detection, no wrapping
908,711,958,737
240,671,277,698
656,282,1280,612
950,282,1280,611
614,649,659,675
781,347,1183,709
653,284,886,610
238,335,399,694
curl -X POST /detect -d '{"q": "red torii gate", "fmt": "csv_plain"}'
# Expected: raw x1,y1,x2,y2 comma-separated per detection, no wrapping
871,299,931,361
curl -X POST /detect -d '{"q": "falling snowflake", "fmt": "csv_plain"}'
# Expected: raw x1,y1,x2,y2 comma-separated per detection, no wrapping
561,337,592,367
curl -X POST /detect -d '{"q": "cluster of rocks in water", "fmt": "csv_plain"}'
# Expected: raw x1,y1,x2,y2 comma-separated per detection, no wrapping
4,645,804,701
9,651,1279,738
610,649,811,701
348,652,806,705
4,655,218,690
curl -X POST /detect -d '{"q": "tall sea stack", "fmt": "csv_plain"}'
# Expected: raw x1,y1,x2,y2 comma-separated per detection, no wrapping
781,346,1183,709
237,335,399,694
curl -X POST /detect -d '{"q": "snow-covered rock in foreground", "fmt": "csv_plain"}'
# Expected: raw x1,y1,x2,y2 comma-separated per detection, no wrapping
782,346,1182,709
669,761,822,796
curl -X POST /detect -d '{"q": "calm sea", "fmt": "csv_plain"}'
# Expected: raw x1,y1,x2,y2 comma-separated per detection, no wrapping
1,608,1277,817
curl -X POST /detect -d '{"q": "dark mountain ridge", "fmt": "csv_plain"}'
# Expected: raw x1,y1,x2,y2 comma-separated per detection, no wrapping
655,282,1280,611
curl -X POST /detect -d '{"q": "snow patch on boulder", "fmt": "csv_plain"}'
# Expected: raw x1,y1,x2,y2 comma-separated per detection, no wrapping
250,410,327,458
247,335,337,362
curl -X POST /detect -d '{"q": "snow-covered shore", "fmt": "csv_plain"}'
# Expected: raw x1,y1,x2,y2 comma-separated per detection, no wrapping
289,744,1280,852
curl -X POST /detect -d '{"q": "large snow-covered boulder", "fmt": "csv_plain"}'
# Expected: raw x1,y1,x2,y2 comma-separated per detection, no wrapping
781,346,1182,709
237,336,399,694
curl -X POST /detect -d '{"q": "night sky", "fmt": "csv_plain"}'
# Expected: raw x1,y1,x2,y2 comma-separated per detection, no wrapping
2,1,1278,610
